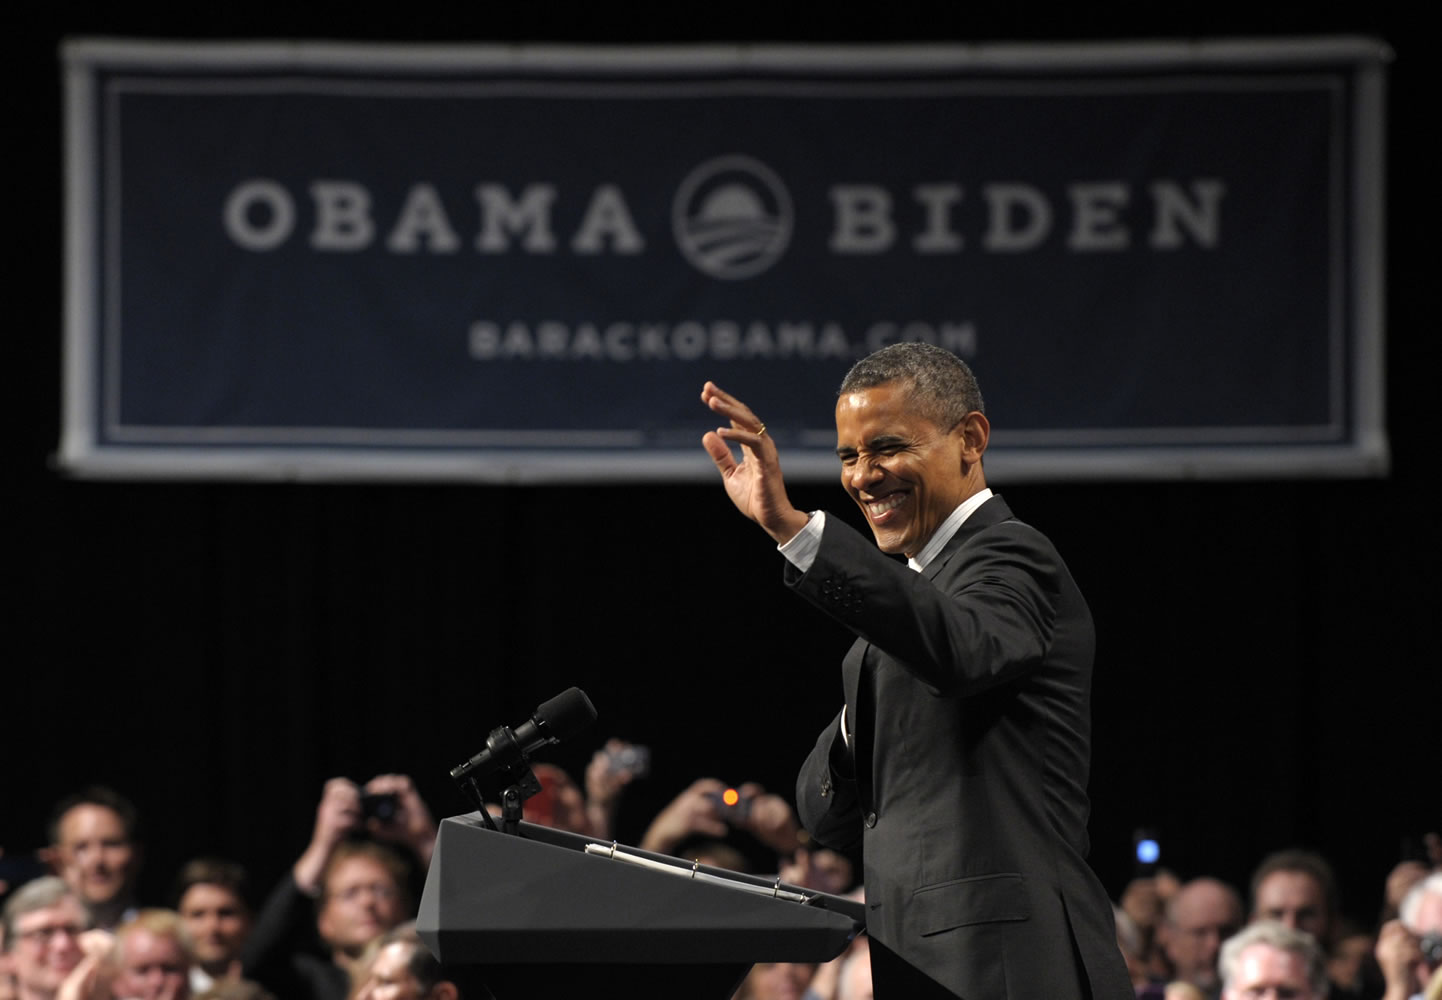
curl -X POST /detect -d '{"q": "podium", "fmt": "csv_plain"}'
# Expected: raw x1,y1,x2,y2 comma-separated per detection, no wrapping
417,814,865,999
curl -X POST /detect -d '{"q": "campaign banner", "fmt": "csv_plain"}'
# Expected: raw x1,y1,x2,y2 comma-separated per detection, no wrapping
60,39,1389,481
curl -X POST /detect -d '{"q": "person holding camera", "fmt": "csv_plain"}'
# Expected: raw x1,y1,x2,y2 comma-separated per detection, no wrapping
1376,873,1442,1000
241,776,436,1000
638,778,802,865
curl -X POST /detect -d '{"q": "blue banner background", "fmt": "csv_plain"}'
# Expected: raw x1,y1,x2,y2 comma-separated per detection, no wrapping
63,42,1385,478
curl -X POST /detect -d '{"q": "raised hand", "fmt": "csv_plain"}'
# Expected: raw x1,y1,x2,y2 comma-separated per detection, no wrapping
700,381,810,545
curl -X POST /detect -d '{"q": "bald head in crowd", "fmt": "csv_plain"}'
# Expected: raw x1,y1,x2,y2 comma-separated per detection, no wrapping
1164,878,1244,994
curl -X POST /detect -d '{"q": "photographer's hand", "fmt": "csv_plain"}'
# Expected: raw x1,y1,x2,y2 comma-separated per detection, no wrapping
1376,918,1422,1000
736,783,803,855
293,778,361,894
364,774,438,867
584,739,640,840
639,778,728,856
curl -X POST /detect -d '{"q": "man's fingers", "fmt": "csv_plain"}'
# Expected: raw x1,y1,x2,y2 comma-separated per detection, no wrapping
702,431,738,473
702,381,763,430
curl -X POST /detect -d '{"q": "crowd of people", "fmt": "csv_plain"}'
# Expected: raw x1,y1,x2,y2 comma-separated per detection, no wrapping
2,761,1438,1000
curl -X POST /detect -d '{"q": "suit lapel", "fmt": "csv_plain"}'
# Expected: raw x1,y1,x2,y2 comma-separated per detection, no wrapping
847,495,1012,817
921,494,1013,584
842,639,875,813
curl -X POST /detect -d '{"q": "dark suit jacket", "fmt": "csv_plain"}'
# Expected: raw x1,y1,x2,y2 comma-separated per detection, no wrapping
792,495,1132,999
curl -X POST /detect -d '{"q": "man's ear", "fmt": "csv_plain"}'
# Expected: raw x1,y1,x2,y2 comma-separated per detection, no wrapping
429,982,460,1000
958,411,990,465
38,845,63,874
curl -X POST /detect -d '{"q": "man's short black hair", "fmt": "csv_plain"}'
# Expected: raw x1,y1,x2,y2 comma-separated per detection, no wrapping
47,786,141,845
171,857,250,911
839,342,984,430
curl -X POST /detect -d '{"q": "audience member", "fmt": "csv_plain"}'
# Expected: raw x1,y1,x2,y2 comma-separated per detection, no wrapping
108,910,192,1000
582,739,649,842
1384,864,1432,926
795,889,867,1000
1376,874,1442,1000
45,791,142,931
172,861,252,994
1,879,88,1000
1162,877,1245,998
1251,850,1342,952
639,778,801,864
1219,921,1330,1000
241,777,433,1000
1125,870,1184,986
1165,983,1207,1000
517,765,593,836
778,848,854,898
732,961,815,1000
1327,921,1380,999
1116,905,1162,997
833,938,872,1000
349,923,458,1000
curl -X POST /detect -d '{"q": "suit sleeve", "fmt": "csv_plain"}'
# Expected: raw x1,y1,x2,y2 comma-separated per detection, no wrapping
240,871,322,1000
795,709,864,854
786,515,1062,697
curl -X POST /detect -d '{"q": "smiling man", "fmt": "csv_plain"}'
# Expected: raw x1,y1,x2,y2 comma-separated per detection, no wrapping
47,788,142,931
702,342,1131,999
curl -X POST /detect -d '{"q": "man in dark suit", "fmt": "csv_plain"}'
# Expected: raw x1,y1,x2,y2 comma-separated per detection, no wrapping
701,343,1132,999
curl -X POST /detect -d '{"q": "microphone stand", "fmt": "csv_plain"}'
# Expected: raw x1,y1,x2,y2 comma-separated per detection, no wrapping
451,726,544,836
498,765,542,836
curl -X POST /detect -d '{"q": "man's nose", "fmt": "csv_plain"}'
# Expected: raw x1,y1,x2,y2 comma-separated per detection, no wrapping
848,456,884,489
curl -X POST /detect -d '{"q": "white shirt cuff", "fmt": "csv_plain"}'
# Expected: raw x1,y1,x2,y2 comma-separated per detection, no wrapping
778,511,825,572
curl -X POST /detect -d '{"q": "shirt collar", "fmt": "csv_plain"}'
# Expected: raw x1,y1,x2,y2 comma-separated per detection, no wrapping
907,488,993,572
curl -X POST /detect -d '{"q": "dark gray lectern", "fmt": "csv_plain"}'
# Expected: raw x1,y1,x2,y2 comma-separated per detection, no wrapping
417,814,865,999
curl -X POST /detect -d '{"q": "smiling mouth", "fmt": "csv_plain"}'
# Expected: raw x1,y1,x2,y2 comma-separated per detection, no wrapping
865,493,907,519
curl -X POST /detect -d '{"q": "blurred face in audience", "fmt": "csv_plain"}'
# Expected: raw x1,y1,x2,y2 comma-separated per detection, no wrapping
112,927,190,1000
8,897,86,999
739,962,814,1000
318,857,404,957
1253,871,1330,944
353,941,421,1000
1165,882,1242,992
1220,942,1318,1000
351,941,455,1000
177,883,251,973
54,805,137,909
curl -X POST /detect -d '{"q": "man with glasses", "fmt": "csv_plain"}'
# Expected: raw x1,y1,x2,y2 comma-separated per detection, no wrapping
242,776,435,1000
1,877,89,1000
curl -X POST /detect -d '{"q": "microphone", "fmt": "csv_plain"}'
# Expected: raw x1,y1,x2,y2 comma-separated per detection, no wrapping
450,687,597,783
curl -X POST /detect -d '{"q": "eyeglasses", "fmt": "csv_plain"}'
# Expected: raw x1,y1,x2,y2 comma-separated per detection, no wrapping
17,924,84,946
332,883,400,904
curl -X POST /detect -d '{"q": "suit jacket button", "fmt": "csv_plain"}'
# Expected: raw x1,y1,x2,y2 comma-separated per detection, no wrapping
865,812,877,828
